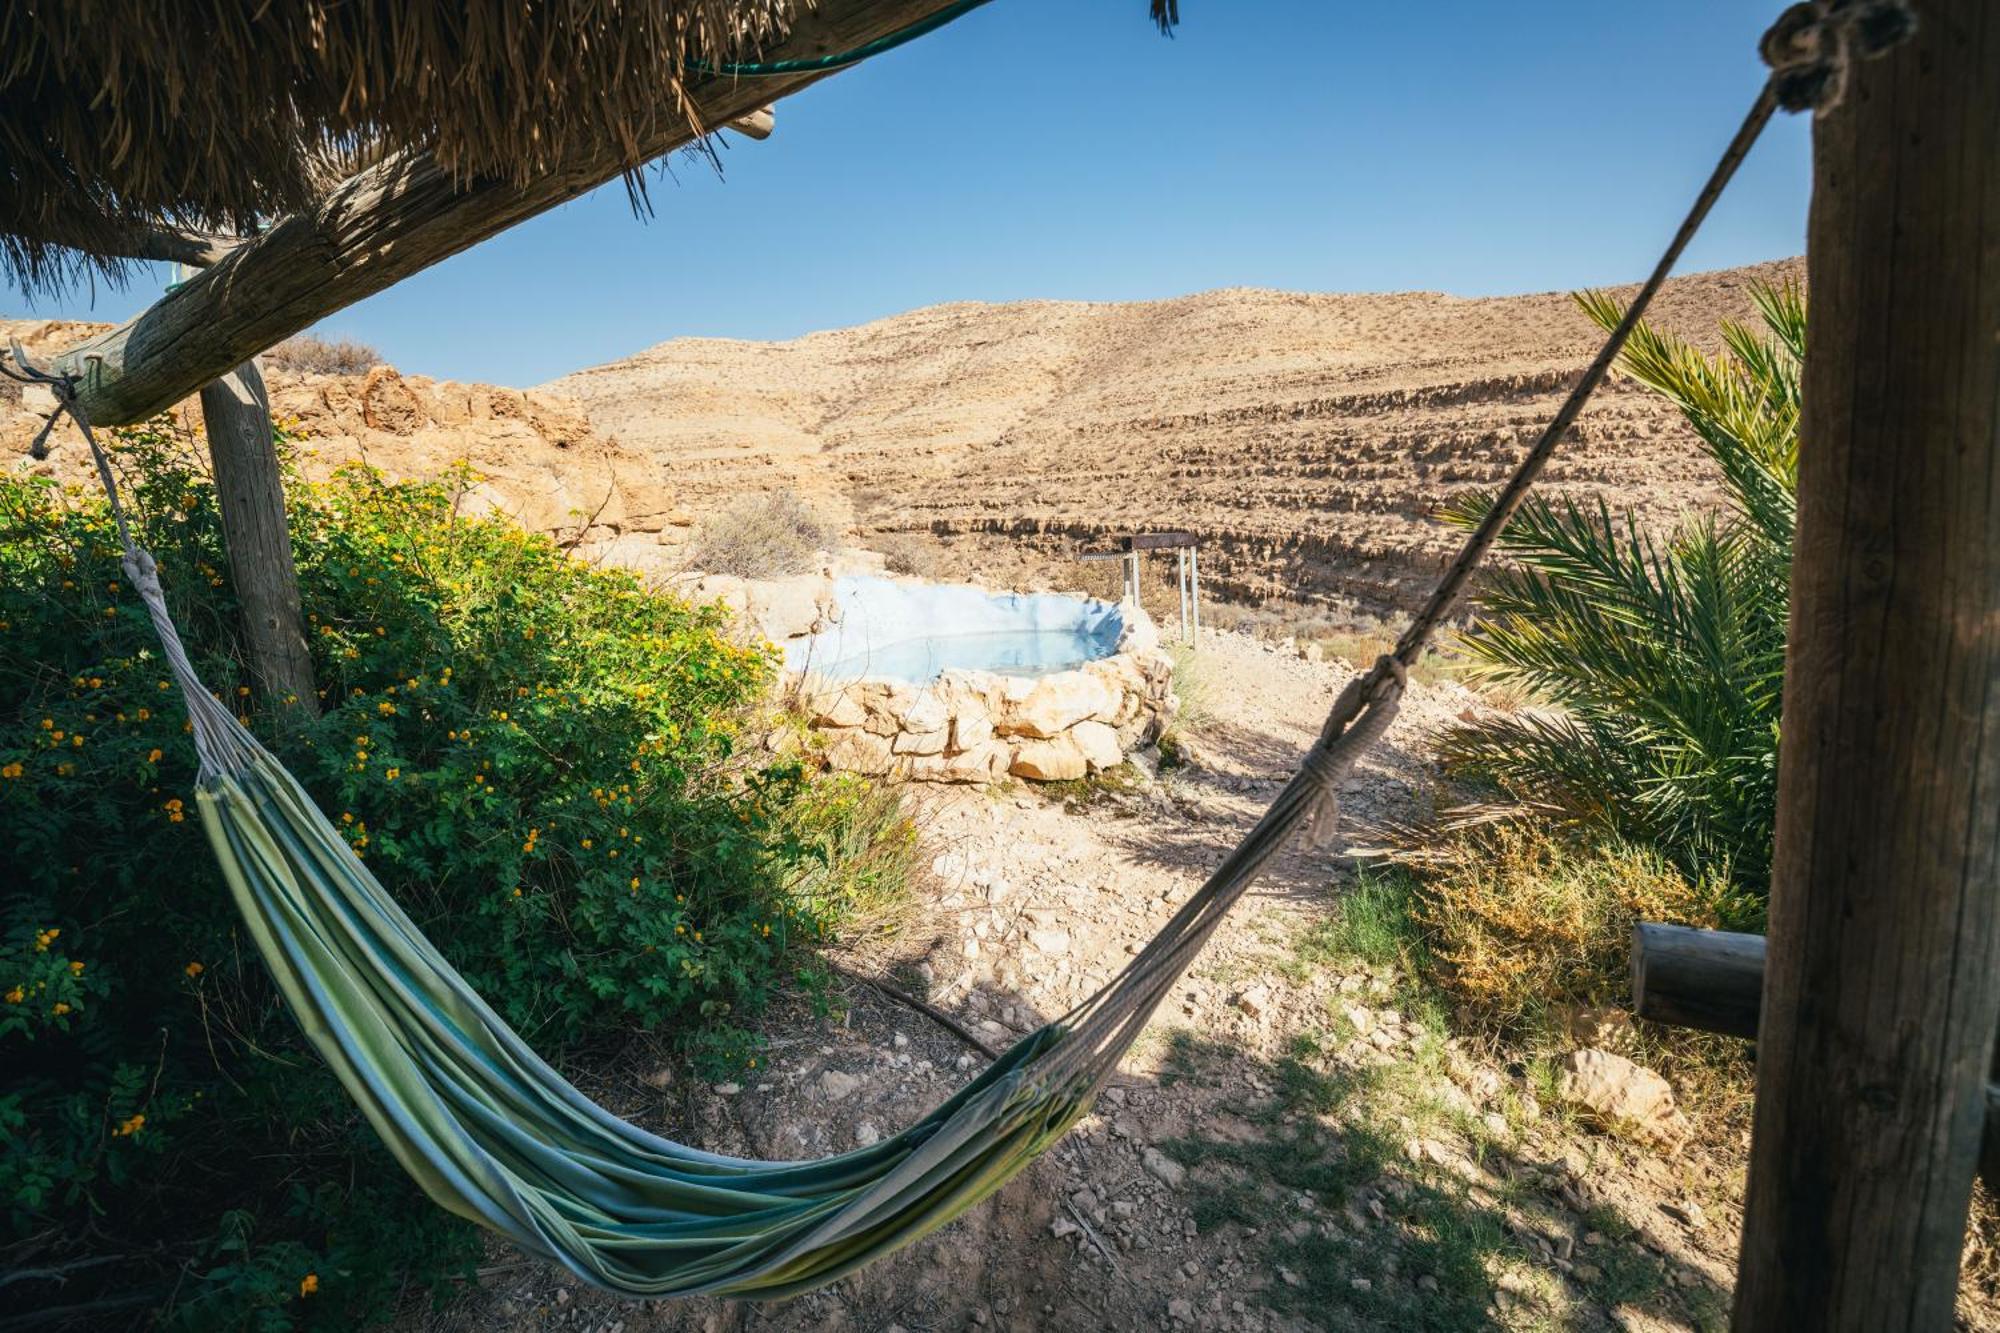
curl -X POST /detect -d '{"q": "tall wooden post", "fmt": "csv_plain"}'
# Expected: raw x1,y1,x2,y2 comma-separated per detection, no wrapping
1734,3,1999,1327
199,360,318,718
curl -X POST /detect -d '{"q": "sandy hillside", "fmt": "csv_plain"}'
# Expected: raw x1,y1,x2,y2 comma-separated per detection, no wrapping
546,260,1802,616
8,259,1798,618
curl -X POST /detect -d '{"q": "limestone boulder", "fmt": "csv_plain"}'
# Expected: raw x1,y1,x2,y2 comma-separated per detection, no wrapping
1070,719,1124,771
1009,734,1089,781
1556,1048,1690,1149
1000,673,1121,739
909,738,1010,784
800,683,867,729
360,365,425,435
754,574,839,643
950,707,994,752
823,729,897,777
892,727,949,756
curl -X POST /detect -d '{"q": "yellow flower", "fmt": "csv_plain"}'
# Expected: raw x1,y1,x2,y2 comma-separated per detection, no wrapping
3,988,21,1004
377,701,397,716
69,960,84,976
147,749,162,763
114,1113,144,1136
137,707,151,720
40,718,54,730
52,1002,71,1016
237,686,251,697
299,1273,319,1298
164,797,185,823
71,734,83,747
384,767,400,782
185,961,204,978
1,763,21,779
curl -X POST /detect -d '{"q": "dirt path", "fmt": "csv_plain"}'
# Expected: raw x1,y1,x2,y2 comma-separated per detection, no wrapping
410,632,1751,1333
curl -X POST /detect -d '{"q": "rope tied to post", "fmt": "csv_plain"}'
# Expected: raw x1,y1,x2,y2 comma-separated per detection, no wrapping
1761,0,1918,115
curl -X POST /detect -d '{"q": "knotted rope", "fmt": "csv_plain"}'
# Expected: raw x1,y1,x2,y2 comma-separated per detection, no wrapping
1762,0,1918,115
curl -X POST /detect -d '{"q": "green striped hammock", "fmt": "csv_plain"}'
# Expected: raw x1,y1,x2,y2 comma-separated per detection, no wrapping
134,537,1397,1298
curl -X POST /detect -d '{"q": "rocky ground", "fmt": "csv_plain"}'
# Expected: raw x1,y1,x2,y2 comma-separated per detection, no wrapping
400,630,1763,1333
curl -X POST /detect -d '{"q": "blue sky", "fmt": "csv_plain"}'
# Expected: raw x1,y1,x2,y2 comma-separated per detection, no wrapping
5,0,1809,387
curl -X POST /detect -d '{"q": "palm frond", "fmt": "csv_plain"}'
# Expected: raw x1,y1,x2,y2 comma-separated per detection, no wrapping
1442,284,1802,898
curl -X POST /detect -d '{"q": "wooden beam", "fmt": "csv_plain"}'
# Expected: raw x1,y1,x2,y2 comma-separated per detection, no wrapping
1733,4,2000,1327
1117,532,1198,551
1631,924,1763,1040
1634,925,2000,1199
46,1,974,427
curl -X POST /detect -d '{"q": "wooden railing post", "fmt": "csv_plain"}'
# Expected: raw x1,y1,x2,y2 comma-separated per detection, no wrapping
1732,2,2000,1327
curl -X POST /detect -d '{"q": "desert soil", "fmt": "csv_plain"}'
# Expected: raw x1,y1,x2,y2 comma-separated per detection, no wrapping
400,632,1757,1333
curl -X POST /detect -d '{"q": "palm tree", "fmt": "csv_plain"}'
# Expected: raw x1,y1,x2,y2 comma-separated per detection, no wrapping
1439,282,1803,924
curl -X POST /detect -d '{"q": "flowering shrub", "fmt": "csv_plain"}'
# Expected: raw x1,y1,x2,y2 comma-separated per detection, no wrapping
0,420,911,1327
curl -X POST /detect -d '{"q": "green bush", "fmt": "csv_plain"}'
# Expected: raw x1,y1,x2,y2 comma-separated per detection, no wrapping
0,420,908,1327
1440,282,1801,921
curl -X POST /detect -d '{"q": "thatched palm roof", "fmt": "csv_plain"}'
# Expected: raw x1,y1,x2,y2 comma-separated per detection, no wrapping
2,1,1179,296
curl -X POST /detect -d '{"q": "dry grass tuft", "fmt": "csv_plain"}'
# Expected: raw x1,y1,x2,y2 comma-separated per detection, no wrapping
688,489,838,580
267,334,384,376
1408,823,1719,1033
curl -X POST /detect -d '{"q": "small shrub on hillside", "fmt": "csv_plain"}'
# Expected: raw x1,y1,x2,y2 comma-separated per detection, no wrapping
266,333,384,376
873,530,942,578
1441,283,1802,912
688,489,837,579
0,421,908,1328
1406,825,1720,1032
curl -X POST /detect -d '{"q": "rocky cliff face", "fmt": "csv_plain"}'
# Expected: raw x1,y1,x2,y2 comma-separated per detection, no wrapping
547,260,1802,621
0,319,695,574
6,258,1800,623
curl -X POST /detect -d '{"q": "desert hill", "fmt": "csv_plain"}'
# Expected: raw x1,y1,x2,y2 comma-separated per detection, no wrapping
546,259,1802,617
6,258,1800,622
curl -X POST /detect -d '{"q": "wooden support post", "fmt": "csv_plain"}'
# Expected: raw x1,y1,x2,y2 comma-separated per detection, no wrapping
199,361,317,718
1190,546,1200,641
1733,5,2000,1327
1177,548,1189,640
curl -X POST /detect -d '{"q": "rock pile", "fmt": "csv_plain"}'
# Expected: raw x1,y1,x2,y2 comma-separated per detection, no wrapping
798,629,1174,783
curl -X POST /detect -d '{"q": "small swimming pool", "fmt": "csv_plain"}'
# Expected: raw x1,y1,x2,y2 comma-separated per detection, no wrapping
787,577,1125,684
785,574,1174,784
817,629,1106,682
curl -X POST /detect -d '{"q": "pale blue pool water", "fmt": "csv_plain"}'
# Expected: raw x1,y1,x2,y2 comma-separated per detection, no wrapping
818,628,1110,683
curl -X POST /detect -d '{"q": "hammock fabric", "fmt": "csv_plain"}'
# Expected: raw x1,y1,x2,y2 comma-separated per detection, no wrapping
0,0,1901,1299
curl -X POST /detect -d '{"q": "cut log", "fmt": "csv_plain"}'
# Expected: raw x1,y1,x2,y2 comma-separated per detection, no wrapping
198,361,317,718
1630,924,1763,1039
726,107,777,140
1633,924,2000,1198
1733,3,2000,1327
46,1,975,427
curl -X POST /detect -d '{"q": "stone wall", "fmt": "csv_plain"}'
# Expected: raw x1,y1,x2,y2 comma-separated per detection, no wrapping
796,626,1175,784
